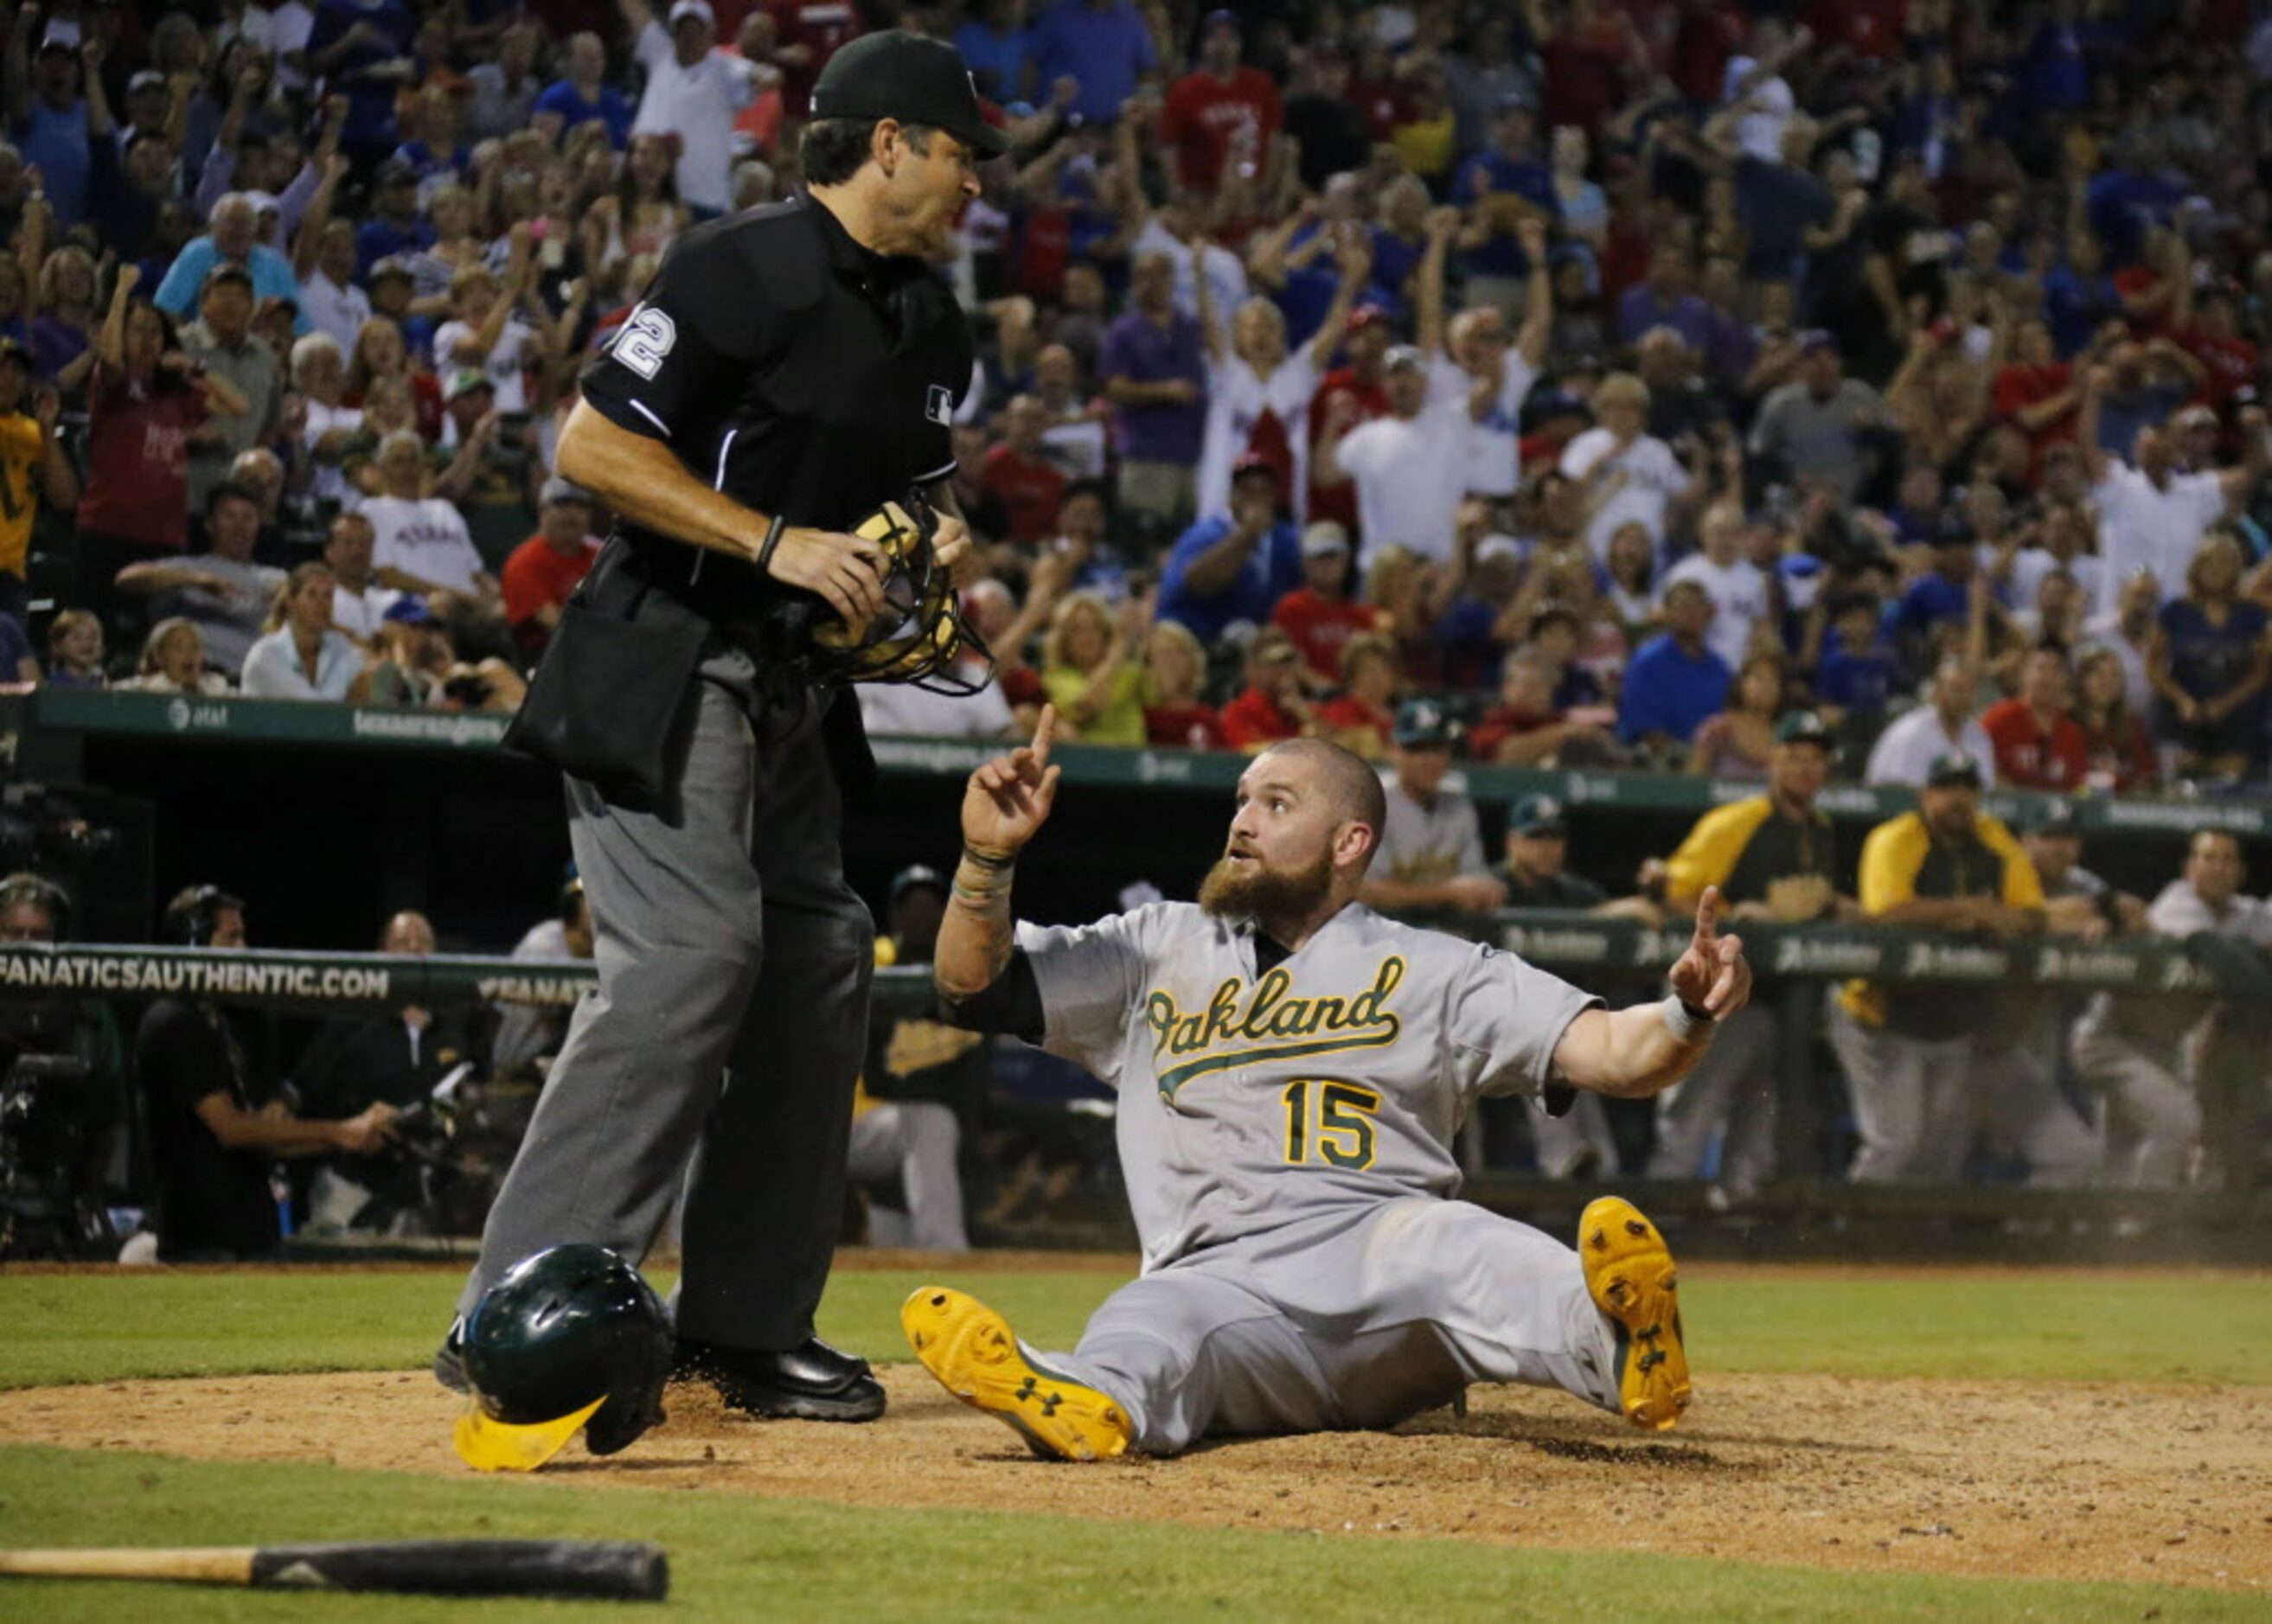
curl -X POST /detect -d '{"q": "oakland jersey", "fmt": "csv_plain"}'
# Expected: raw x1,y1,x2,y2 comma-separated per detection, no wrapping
1017,900,1599,1269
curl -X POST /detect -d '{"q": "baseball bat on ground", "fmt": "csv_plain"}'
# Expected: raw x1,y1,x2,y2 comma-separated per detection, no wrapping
0,1540,669,1601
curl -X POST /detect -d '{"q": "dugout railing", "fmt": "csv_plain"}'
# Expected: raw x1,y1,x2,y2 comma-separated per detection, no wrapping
6,927,2264,1263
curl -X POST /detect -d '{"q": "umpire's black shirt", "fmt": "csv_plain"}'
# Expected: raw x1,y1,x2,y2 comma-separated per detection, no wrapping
579,192,974,591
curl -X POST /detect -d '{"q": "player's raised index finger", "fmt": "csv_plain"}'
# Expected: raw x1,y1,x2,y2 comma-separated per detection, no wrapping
1032,704,1058,767
1693,886,1721,943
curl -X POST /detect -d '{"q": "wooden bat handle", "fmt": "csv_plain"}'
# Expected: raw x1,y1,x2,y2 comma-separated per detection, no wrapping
0,1541,668,1601
0,1548,254,1583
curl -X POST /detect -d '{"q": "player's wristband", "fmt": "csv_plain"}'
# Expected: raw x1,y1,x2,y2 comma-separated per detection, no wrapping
961,844,1016,873
754,513,787,578
1661,995,1716,1044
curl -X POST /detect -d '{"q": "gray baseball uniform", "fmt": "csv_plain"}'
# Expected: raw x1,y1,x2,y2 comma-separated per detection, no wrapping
1371,784,1493,889
1002,898,1622,1455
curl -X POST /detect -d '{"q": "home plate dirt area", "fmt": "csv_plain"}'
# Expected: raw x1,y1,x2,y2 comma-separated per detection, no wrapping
2,1367,2265,1595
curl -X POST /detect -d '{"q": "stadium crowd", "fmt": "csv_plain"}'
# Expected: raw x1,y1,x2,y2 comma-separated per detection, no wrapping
2,0,2272,1250
0,0,2269,793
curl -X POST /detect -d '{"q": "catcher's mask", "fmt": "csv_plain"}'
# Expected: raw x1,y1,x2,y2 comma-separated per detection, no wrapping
453,1244,673,1472
802,491,992,694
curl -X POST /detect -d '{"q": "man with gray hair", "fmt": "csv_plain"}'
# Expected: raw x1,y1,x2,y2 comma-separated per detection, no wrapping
152,192,310,334
358,429,496,602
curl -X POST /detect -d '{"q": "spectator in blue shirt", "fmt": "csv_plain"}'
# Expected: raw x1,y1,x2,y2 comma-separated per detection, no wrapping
305,0,417,169
1454,98,1558,297
2083,131,2185,269
2091,337,2195,457
1892,537,1978,679
1616,246,1715,354
532,33,634,150
153,194,313,336
1029,0,1156,128
354,159,436,279
1618,579,1732,748
1156,455,1302,644
1815,591,1902,721
8,25,90,227
957,0,1034,105
390,84,471,193
2041,223,2120,357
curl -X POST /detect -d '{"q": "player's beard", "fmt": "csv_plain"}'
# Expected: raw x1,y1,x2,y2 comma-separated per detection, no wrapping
1198,846,1334,924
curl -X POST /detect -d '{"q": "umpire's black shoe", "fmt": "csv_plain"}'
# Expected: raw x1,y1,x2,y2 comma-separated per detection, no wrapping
673,1335,887,1423
433,1316,469,1393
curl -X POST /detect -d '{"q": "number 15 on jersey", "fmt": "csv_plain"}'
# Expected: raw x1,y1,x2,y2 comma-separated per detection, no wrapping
1281,1079,1382,1170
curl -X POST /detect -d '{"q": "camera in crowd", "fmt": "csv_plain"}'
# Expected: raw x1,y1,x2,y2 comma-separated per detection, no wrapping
0,1049,112,1261
318,1065,541,1240
0,786,120,873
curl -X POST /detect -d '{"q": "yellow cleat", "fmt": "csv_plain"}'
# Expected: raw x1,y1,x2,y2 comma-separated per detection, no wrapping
1578,1197,1692,1431
901,1287,1135,1462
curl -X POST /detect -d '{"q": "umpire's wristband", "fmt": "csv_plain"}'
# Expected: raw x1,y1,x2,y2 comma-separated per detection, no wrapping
1661,994,1717,1044
755,513,788,578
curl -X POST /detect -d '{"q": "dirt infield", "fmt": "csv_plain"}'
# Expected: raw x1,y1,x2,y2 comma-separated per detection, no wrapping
3,1368,2264,1595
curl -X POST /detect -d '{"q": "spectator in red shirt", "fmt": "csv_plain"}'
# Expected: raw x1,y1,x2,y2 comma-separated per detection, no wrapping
1809,0,1905,61
500,479,605,660
2175,283,2259,415
1315,631,1402,759
1139,618,1224,750
1670,0,1746,105
1981,646,2091,789
758,0,866,117
1346,37,1412,142
1992,319,2078,483
1535,0,1639,136
1307,305,1393,534
76,268,244,625
1159,10,1282,197
1469,651,1619,766
1270,520,1376,682
981,394,1069,547
2114,227,2185,338
1218,626,1314,751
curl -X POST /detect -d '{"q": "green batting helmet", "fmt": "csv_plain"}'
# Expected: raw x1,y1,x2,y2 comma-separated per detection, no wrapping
452,1244,673,1472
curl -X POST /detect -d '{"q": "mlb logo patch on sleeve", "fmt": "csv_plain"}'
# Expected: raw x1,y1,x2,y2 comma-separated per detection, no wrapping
926,385,953,425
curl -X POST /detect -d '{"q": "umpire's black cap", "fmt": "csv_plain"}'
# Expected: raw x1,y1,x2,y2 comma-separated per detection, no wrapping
810,31,1010,157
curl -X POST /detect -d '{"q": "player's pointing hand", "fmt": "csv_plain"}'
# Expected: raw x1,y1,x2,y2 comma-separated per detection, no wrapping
1667,885,1751,1020
962,705,1063,860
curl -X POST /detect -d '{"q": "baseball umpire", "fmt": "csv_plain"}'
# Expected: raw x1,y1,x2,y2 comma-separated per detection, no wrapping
900,708,1750,1460
441,32,1002,1424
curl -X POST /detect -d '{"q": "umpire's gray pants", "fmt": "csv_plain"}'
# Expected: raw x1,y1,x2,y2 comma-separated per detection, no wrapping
1044,1199,1622,1456
458,644,874,1349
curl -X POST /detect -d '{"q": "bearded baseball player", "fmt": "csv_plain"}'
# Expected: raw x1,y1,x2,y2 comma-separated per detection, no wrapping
904,709,1751,1460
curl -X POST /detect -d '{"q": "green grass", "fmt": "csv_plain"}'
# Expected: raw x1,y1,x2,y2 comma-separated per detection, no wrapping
1,1443,2263,1622
6,1266,2269,1391
5,1267,2271,1618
